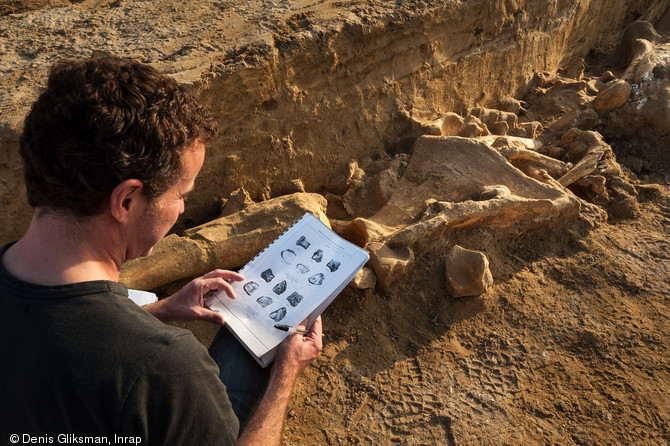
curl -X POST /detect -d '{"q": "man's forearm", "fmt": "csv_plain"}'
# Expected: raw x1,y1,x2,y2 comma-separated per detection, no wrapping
142,299,170,321
235,368,298,446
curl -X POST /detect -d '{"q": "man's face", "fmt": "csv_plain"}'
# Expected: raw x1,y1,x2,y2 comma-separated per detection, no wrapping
127,141,206,260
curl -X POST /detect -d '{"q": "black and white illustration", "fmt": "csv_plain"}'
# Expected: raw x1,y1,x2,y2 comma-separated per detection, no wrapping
261,268,275,283
308,273,325,286
281,249,297,264
272,280,287,295
311,249,323,263
296,236,310,249
327,260,341,272
269,307,287,322
296,263,310,274
256,296,273,308
286,292,303,307
243,281,259,295
206,213,369,366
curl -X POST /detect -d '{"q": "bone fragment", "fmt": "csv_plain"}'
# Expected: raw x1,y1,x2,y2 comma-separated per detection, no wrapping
498,145,571,177
534,169,608,223
478,135,543,152
120,192,329,291
557,151,604,186
367,242,414,291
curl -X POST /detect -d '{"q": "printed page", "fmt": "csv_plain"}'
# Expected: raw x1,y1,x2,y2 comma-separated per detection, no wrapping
207,213,369,357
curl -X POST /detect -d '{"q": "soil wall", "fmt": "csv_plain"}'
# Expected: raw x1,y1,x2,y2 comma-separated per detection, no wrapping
0,0,668,242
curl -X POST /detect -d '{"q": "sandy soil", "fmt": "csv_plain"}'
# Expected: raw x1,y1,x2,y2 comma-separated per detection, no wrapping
283,187,669,445
2,1,669,445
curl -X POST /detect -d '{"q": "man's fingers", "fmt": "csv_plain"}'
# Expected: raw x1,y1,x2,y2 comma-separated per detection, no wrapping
203,269,244,282
215,278,237,300
198,277,237,299
310,316,323,336
194,307,225,325
297,315,322,341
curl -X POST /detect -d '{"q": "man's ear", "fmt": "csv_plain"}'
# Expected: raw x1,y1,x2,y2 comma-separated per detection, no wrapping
110,179,145,223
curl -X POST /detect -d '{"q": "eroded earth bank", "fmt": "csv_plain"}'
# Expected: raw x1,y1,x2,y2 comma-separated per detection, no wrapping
1,0,669,444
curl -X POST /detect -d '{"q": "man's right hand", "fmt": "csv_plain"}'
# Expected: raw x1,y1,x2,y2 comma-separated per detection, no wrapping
236,316,322,446
274,316,323,378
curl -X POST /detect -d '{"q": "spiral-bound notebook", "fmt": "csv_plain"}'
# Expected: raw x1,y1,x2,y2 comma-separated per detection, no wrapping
205,212,369,367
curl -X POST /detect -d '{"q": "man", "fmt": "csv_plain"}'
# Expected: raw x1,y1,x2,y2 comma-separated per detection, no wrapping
0,51,322,445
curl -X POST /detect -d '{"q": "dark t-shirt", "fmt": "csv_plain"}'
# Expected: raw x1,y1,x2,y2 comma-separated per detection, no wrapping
0,244,239,445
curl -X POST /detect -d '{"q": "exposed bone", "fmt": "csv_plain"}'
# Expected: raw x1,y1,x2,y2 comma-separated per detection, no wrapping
385,192,580,247
480,185,511,200
366,242,415,291
559,128,612,161
519,164,554,182
344,136,581,287
498,145,571,177
478,135,543,152
512,121,542,138
357,136,580,235
557,150,604,186
119,193,329,290
534,169,609,223
618,21,669,80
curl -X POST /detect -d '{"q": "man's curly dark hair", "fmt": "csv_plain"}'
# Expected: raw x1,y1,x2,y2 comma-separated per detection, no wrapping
19,51,219,216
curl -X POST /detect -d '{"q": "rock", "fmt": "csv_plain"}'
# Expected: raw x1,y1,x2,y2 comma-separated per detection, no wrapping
513,121,542,138
220,187,254,217
348,267,377,290
480,185,511,200
445,245,493,297
560,58,585,80
594,79,632,112
497,98,527,115
488,120,510,135
469,107,518,135
441,112,465,136
599,71,616,83
370,158,403,205
461,115,490,137
609,193,639,218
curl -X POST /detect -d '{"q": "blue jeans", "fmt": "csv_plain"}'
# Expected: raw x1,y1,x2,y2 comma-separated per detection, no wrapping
208,327,271,433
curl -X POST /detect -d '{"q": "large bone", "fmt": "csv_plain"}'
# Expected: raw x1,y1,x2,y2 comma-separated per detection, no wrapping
348,136,581,288
120,193,329,291
384,192,579,247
